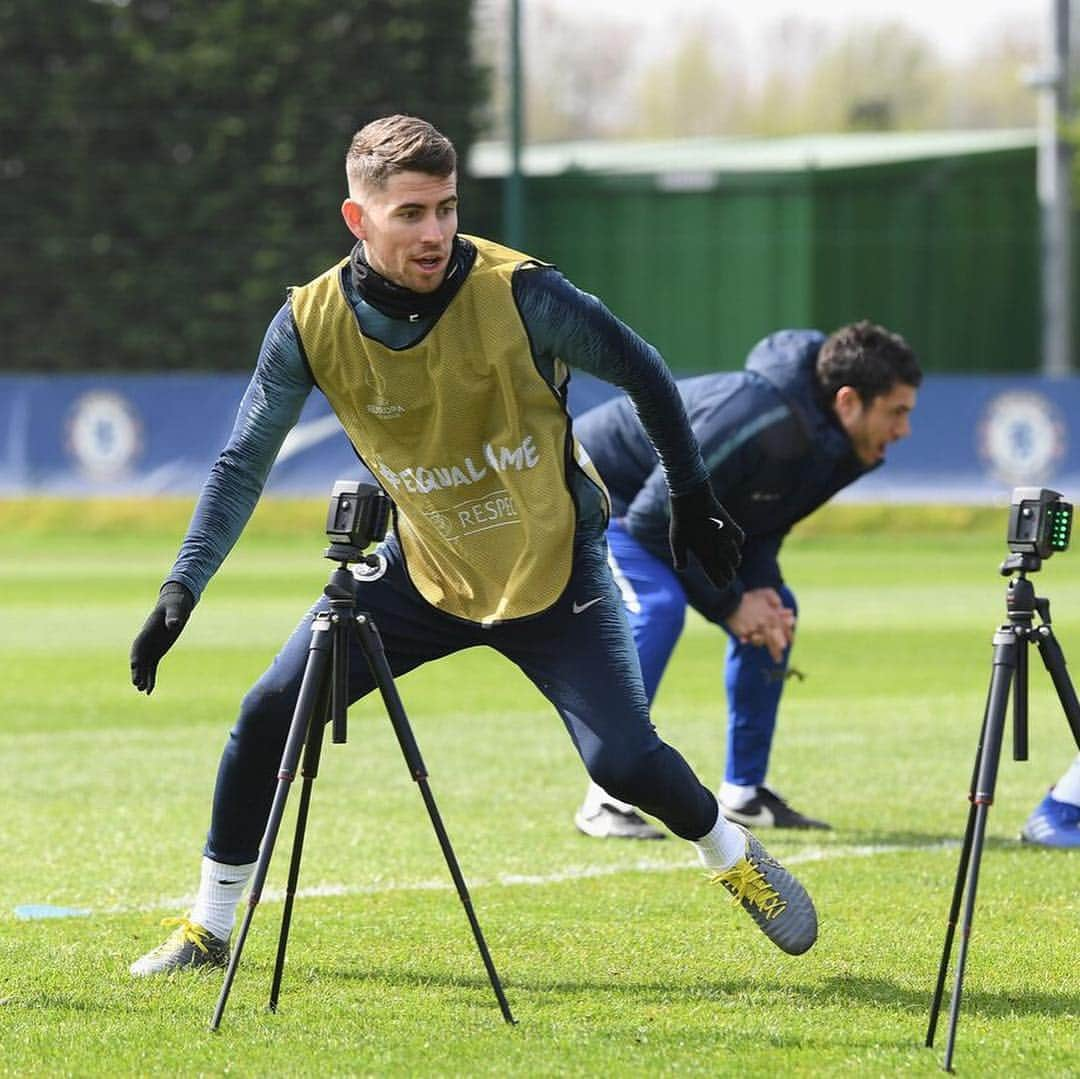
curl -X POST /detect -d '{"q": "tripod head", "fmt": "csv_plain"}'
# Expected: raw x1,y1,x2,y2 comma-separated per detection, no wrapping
1001,568,1050,627
999,551,1043,577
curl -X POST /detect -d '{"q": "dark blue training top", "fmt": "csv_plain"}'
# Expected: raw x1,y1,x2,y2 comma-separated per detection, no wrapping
575,329,873,623
165,250,708,603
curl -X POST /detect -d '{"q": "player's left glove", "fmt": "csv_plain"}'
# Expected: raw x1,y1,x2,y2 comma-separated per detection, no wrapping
130,581,194,695
669,481,745,589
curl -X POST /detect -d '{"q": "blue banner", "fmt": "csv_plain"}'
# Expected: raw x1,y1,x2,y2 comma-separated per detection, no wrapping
843,374,1077,504
1,372,1077,503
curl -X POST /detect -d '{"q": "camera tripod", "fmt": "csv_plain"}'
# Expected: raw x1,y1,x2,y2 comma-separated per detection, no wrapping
210,541,515,1029
926,553,1080,1071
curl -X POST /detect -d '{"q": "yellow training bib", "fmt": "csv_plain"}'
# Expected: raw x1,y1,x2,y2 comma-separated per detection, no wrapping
291,236,586,624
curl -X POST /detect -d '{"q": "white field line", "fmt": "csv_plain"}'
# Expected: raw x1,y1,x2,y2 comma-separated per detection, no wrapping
114,839,958,918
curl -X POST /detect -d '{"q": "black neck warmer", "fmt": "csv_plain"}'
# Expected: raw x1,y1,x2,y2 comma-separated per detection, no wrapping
349,235,476,321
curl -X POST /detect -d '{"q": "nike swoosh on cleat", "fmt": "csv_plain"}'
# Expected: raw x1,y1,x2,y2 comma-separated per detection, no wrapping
709,517,727,529
571,597,603,614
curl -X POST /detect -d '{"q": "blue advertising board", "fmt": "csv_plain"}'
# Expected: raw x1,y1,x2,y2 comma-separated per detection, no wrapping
1,372,1077,504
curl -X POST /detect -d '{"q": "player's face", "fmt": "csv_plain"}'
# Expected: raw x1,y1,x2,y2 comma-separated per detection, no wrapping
837,382,917,466
341,170,458,293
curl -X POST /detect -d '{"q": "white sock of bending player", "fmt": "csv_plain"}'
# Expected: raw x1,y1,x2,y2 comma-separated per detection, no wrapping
719,781,758,810
1050,754,1080,807
581,780,635,815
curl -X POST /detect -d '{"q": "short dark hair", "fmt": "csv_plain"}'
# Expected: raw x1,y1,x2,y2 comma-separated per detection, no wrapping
345,114,456,192
816,320,922,404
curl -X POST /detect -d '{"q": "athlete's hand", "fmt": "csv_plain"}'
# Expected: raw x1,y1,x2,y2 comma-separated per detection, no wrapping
726,588,795,663
669,482,744,589
130,582,194,694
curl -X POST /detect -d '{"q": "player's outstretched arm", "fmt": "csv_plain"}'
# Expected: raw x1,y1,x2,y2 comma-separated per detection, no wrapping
130,304,314,695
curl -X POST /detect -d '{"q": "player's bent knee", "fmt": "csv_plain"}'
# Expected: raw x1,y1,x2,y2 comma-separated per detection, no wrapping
587,748,663,808
235,676,300,744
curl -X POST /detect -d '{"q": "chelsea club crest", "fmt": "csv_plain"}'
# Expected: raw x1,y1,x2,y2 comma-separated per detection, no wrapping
66,391,143,480
977,390,1066,486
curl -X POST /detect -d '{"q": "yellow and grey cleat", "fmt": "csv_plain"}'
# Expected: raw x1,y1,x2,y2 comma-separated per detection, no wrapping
129,916,229,977
710,824,818,955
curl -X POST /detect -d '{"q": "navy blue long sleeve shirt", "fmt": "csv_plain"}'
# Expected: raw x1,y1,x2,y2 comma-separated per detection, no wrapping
575,330,873,623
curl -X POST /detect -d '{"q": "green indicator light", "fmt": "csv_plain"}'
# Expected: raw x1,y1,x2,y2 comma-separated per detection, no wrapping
1050,505,1072,550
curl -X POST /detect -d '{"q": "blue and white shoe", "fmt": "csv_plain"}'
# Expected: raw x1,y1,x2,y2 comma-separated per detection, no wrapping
574,802,665,840
1020,791,1080,849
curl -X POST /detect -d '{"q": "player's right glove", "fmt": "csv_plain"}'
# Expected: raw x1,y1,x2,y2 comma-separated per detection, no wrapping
130,581,194,695
668,481,745,590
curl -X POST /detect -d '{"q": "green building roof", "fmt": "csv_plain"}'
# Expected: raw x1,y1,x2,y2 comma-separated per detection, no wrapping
468,128,1038,182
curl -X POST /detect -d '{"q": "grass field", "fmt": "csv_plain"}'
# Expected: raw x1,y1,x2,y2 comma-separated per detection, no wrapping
1,499,1078,1076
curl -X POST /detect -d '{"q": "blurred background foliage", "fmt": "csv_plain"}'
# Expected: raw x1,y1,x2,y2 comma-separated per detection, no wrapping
0,0,485,370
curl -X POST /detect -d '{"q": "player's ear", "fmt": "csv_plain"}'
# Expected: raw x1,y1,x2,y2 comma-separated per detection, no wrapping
341,198,365,241
833,385,862,426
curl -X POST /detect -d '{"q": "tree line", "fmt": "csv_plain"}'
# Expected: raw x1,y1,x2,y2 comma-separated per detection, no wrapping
1,0,485,371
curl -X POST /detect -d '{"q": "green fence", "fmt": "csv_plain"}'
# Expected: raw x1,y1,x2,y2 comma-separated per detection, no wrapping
470,136,1043,374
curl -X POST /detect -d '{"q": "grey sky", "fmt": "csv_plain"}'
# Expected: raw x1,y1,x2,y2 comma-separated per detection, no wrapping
538,0,1039,61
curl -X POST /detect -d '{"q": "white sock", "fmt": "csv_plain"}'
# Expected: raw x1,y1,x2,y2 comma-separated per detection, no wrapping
188,857,256,940
1050,754,1080,807
719,782,757,810
692,810,748,870
581,780,634,815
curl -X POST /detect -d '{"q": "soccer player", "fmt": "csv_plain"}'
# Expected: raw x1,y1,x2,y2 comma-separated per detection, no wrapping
128,115,817,975
1021,753,1080,847
572,323,921,840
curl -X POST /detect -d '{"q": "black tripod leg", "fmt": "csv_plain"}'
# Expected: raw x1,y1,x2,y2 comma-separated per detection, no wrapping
1013,630,1029,760
353,614,516,1025
927,626,1015,1058
210,616,335,1031
1034,628,1080,752
939,628,1015,1072
926,725,984,1048
269,678,330,1013
942,799,992,1072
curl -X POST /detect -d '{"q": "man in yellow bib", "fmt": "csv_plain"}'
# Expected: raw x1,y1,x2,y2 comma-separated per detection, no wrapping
128,115,818,976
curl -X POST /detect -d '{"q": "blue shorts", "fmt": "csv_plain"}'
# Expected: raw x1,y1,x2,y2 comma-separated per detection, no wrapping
606,520,796,788
206,530,717,861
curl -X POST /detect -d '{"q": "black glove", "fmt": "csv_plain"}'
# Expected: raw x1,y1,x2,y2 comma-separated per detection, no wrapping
669,482,745,589
130,581,194,695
